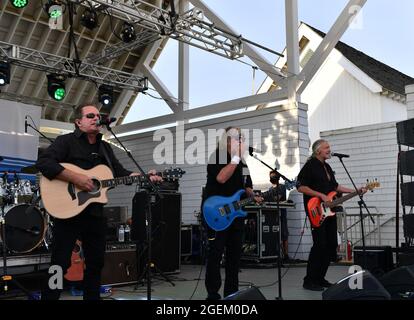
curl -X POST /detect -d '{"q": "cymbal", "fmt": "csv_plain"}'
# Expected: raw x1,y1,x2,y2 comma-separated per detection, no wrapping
21,165,39,174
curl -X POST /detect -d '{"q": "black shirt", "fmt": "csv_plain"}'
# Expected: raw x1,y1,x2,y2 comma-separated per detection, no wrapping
203,149,253,200
36,127,131,180
36,128,132,217
297,157,338,214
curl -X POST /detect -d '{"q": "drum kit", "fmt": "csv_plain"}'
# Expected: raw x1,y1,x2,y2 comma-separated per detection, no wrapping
0,162,52,255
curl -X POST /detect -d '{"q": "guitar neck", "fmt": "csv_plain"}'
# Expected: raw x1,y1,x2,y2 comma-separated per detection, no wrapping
101,175,142,188
237,187,282,207
329,191,359,207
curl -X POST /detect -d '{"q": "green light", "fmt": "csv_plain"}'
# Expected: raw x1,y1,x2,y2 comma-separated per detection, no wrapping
50,8,62,19
11,0,28,8
54,88,66,101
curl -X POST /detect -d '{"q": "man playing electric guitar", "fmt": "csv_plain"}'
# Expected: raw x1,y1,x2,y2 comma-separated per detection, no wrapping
36,103,162,300
202,127,262,300
297,139,367,291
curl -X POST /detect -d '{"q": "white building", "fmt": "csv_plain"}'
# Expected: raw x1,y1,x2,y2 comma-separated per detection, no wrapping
257,23,413,144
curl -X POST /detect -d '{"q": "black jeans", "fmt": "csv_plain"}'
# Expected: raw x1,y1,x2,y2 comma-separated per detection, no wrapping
41,209,106,300
304,215,338,284
204,218,243,300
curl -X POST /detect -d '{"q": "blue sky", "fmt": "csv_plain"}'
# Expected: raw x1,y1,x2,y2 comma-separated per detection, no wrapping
124,0,414,124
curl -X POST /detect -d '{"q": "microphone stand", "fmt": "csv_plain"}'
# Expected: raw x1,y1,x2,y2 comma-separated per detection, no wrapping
248,151,289,300
104,124,163,301
336,156,375,271
25,123,54,144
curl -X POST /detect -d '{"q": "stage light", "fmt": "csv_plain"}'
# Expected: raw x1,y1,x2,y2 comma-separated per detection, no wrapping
121,22,136,43
81,7,98,30
45,0,62,19
47,74,66,101
99,85,114,107
10,0,28,8
0,62,10,86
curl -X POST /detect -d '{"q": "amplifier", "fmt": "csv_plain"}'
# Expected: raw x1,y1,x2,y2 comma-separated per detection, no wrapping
101,243,138,286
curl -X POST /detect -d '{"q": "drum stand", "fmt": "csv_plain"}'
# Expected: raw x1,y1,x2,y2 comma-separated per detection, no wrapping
0,208,33,299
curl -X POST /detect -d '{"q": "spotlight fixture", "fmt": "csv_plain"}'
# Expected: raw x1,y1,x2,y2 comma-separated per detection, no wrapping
45,0,62,19
47,74,66,101
121,22,136,43
10,0,28,9
99,85,114,108
80,7,98,30
0,61,10,86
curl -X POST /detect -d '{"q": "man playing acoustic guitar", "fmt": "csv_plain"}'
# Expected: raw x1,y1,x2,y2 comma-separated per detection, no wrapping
36,103,161,300
297,139,367,291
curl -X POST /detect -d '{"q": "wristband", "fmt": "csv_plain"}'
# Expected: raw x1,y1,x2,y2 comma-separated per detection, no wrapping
231,155,241,164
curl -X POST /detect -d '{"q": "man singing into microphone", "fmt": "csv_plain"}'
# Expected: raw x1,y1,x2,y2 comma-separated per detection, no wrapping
36,103,161,300
297,139,367,291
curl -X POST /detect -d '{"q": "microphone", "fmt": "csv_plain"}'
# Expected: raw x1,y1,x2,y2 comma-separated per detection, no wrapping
331,152,350,158
24,115,28,133
248,147,260,156
96,117,117,126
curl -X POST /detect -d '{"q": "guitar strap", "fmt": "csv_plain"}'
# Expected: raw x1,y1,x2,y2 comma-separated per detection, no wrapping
99,142,116,176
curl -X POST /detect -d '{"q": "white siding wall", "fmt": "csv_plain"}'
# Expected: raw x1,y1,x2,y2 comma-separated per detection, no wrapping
107,103,313,260
321,122,405,246
381,96,407,122
302,52,392,144
406,84,414,118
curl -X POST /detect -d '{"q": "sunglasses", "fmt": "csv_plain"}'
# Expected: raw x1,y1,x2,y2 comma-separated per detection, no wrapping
83,113,102,119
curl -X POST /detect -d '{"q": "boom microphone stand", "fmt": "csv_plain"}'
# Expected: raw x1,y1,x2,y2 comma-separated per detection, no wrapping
248,148,291,300
103,121,162,301
335,155,375,271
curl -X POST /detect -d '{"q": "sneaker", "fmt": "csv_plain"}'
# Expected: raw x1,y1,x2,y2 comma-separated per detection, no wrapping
303,281,325,291
319,279,333,288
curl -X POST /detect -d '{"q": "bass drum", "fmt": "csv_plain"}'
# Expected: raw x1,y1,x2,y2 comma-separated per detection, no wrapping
0,204,47,253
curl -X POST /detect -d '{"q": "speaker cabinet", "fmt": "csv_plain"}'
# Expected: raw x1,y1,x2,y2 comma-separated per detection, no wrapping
353,246,394,277
223,287,266,300
397,119,414,147
181,224,192,257
131,191,181,275
400,150,414,175
322,270,391,300
401,182,414,207
101,249,138,286
380,265,414,299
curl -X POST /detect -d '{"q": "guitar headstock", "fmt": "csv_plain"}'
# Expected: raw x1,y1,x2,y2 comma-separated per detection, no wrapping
161,167,186,182
365,179,380,191
284,178,297,191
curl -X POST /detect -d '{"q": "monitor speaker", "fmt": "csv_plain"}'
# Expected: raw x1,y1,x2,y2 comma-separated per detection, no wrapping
223,287,266,300
322,270,391,300
380,265,414,299
131,191,181,275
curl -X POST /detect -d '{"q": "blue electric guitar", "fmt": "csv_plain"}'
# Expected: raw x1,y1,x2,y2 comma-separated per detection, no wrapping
203,180,296,231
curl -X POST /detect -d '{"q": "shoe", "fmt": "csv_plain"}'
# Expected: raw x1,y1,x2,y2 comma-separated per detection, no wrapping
319,279,333,288
303,281,325,291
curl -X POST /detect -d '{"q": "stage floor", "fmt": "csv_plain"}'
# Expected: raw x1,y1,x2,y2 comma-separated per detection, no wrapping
55,263,352,301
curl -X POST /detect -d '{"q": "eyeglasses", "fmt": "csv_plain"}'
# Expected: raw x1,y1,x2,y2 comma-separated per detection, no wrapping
83,113,101,119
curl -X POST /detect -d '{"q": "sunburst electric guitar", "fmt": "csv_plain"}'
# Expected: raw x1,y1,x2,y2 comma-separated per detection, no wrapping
40,163,184,219
307,180,380,228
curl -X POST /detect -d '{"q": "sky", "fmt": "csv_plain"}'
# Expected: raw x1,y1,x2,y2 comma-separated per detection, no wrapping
123,0,414,124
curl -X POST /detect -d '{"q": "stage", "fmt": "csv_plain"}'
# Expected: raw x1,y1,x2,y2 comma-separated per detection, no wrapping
44,263,352,301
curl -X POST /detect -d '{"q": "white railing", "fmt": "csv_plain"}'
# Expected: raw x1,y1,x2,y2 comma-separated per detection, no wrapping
337,206,385,261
